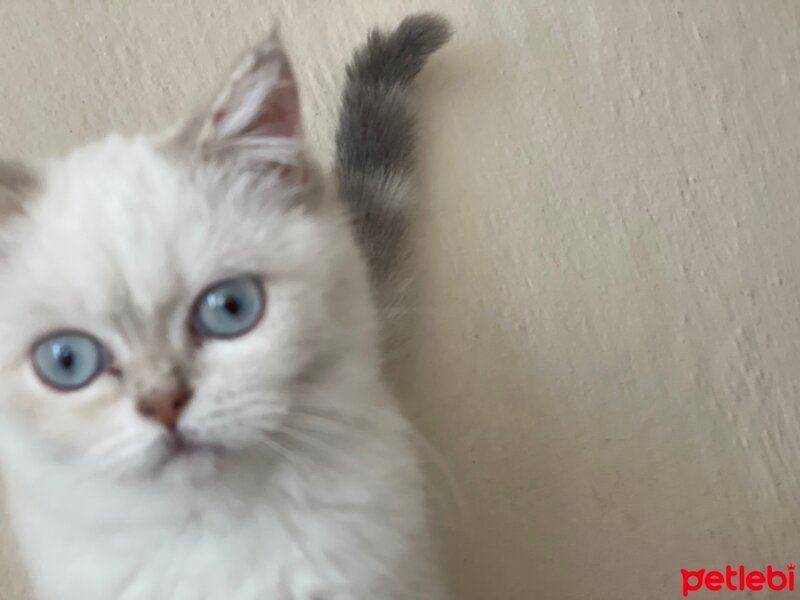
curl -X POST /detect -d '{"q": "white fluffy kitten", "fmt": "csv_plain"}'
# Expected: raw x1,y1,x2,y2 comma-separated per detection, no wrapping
0,14,451,600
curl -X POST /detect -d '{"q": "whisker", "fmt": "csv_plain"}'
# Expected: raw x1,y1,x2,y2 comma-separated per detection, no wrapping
247,425,321,477
288,404,465,520
278,423,340,456
85,430,144,459
192,392,290,421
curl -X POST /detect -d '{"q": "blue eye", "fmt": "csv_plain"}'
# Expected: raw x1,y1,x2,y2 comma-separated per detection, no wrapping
31,332,106,391
192,276,265,339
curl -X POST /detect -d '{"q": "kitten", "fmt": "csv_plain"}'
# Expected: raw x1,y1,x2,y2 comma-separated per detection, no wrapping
0,14,451,600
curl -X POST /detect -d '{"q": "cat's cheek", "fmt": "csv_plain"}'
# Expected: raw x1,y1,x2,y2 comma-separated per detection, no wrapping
64,376,123,419
17,371,125,450
0,364,54,427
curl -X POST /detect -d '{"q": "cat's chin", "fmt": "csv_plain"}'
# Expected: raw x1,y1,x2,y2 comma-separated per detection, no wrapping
148,434,226,485
103,432,276,488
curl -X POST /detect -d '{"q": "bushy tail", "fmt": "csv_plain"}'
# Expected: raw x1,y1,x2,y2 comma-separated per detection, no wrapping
335,13,451,291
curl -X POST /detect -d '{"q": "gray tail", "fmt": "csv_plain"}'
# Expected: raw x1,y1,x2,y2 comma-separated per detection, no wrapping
335,13,451,289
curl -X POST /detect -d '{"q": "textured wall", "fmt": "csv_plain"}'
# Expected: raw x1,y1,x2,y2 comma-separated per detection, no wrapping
2,1,800,598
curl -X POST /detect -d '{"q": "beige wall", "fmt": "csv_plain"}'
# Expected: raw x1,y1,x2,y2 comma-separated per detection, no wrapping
2,1,800,598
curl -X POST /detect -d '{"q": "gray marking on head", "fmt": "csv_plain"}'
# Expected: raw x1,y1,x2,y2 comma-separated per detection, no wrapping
0,160,39,219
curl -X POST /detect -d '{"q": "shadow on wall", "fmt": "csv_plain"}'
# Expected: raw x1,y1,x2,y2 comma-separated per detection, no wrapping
388,33,583,600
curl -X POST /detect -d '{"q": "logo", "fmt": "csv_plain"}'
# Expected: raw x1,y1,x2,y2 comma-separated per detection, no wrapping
681,565,795,596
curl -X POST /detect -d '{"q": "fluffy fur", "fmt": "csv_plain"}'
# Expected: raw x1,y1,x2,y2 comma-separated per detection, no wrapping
0,14,450,600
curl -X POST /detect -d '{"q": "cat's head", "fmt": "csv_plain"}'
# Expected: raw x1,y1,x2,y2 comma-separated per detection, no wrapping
0,36,377,485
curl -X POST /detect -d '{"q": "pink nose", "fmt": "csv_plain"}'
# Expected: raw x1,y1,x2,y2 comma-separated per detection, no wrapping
137,387,192,430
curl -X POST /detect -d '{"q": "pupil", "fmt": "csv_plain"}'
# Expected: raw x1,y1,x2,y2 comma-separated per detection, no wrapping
57,347,74,370
223,296,241,315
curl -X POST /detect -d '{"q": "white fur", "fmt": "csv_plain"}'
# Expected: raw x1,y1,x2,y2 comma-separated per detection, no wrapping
0,41,443,600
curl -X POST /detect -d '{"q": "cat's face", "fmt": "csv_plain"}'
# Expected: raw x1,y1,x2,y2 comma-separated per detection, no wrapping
0,39,375,483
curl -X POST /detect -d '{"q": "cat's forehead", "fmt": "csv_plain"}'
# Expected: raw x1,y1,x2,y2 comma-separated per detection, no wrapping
0,135,308,331
25,137,214,292
45,135,210,235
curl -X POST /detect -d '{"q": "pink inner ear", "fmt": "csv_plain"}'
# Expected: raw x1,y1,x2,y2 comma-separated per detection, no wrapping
248,58,301,139
203,46,307,180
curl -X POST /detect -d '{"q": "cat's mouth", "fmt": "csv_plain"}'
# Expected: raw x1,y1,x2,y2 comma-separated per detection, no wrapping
155,432,224,470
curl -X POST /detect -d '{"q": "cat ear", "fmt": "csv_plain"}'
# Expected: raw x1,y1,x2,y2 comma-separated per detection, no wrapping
0,160,37,220
181,33,305,180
